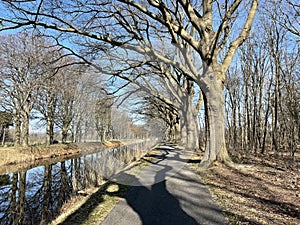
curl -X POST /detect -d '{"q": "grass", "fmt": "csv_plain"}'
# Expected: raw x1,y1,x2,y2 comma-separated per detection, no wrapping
0,143,81,175
50,181,130,225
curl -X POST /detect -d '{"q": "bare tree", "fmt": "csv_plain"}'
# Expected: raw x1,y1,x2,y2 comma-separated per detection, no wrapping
34,45,68,145
272,0,300,38
0,32,58,146
55,64,81,143
224,4,300,158
95,95,113,142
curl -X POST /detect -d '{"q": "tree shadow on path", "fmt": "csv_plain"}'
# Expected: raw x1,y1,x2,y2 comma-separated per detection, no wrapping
124,165,199,225
101,143,219,225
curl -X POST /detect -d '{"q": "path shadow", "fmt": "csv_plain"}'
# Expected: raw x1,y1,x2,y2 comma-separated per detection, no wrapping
123,165,199,225
101,144,224,225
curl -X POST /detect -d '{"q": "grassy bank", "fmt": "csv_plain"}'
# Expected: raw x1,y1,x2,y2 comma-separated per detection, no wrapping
0,140,135,175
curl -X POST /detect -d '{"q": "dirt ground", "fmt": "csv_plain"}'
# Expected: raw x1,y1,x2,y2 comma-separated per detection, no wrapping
190,150,300,225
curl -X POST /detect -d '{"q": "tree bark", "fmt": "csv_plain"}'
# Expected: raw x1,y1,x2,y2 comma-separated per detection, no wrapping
61,125,68,143
46,93,56,145
1,126,6,145
199,69,231,168
21,93,31,147
46,117,54,145
173,117,181,143
14,109,22,146
181,94,199,150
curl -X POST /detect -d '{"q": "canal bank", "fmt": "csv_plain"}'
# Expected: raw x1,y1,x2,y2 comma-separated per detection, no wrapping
0,139,148,175
50,156,152,225
0,139,158,225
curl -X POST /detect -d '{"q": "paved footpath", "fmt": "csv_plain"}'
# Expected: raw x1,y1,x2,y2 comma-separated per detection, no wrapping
101,143,227,225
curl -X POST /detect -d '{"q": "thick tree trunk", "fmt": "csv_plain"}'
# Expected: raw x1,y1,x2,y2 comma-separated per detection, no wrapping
21,112,29,147
1,126,6,145
46,96,56,145
100,127,107,143
46,118,54,145
182,95,199,150
173,120,181,143
199,70,231,168
22,95,31,147
177,89,199,150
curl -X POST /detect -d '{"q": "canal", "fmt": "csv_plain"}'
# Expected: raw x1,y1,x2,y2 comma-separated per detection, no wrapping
0,140,157,225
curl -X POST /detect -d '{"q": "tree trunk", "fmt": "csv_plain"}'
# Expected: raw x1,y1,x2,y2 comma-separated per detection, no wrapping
1,126,6,145
199,70,231,168
100,126,107,143
182,94,199,150
14,110,22,146
46,95,56,145
22,94,31,147
173,119,181,143
62,125,68,143
21,109,30,147
46,117,54,145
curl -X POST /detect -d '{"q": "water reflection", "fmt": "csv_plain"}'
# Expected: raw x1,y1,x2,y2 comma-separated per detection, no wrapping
0,140,155,225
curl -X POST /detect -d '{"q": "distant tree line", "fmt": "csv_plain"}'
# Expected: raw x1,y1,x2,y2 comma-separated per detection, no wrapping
0,32,154,146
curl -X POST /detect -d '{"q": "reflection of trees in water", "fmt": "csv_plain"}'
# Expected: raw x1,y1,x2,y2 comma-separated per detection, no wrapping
0,164,71,225
0,140,156,224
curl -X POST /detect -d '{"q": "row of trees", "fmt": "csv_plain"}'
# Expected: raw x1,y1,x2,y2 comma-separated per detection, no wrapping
0,0,299,167
224,1,299,157
0,32,155,146
0,32,65,146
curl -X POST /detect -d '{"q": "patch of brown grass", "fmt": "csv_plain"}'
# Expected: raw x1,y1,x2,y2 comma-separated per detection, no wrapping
0,146,33,166
0,144,81,174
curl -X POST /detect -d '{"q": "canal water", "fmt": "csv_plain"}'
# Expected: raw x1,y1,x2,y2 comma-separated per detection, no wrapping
0,140,157,225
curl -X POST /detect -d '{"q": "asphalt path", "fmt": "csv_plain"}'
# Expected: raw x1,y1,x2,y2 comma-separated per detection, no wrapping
100,143,227,225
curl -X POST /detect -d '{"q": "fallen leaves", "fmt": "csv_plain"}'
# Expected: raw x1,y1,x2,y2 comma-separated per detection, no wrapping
191,150,300,225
